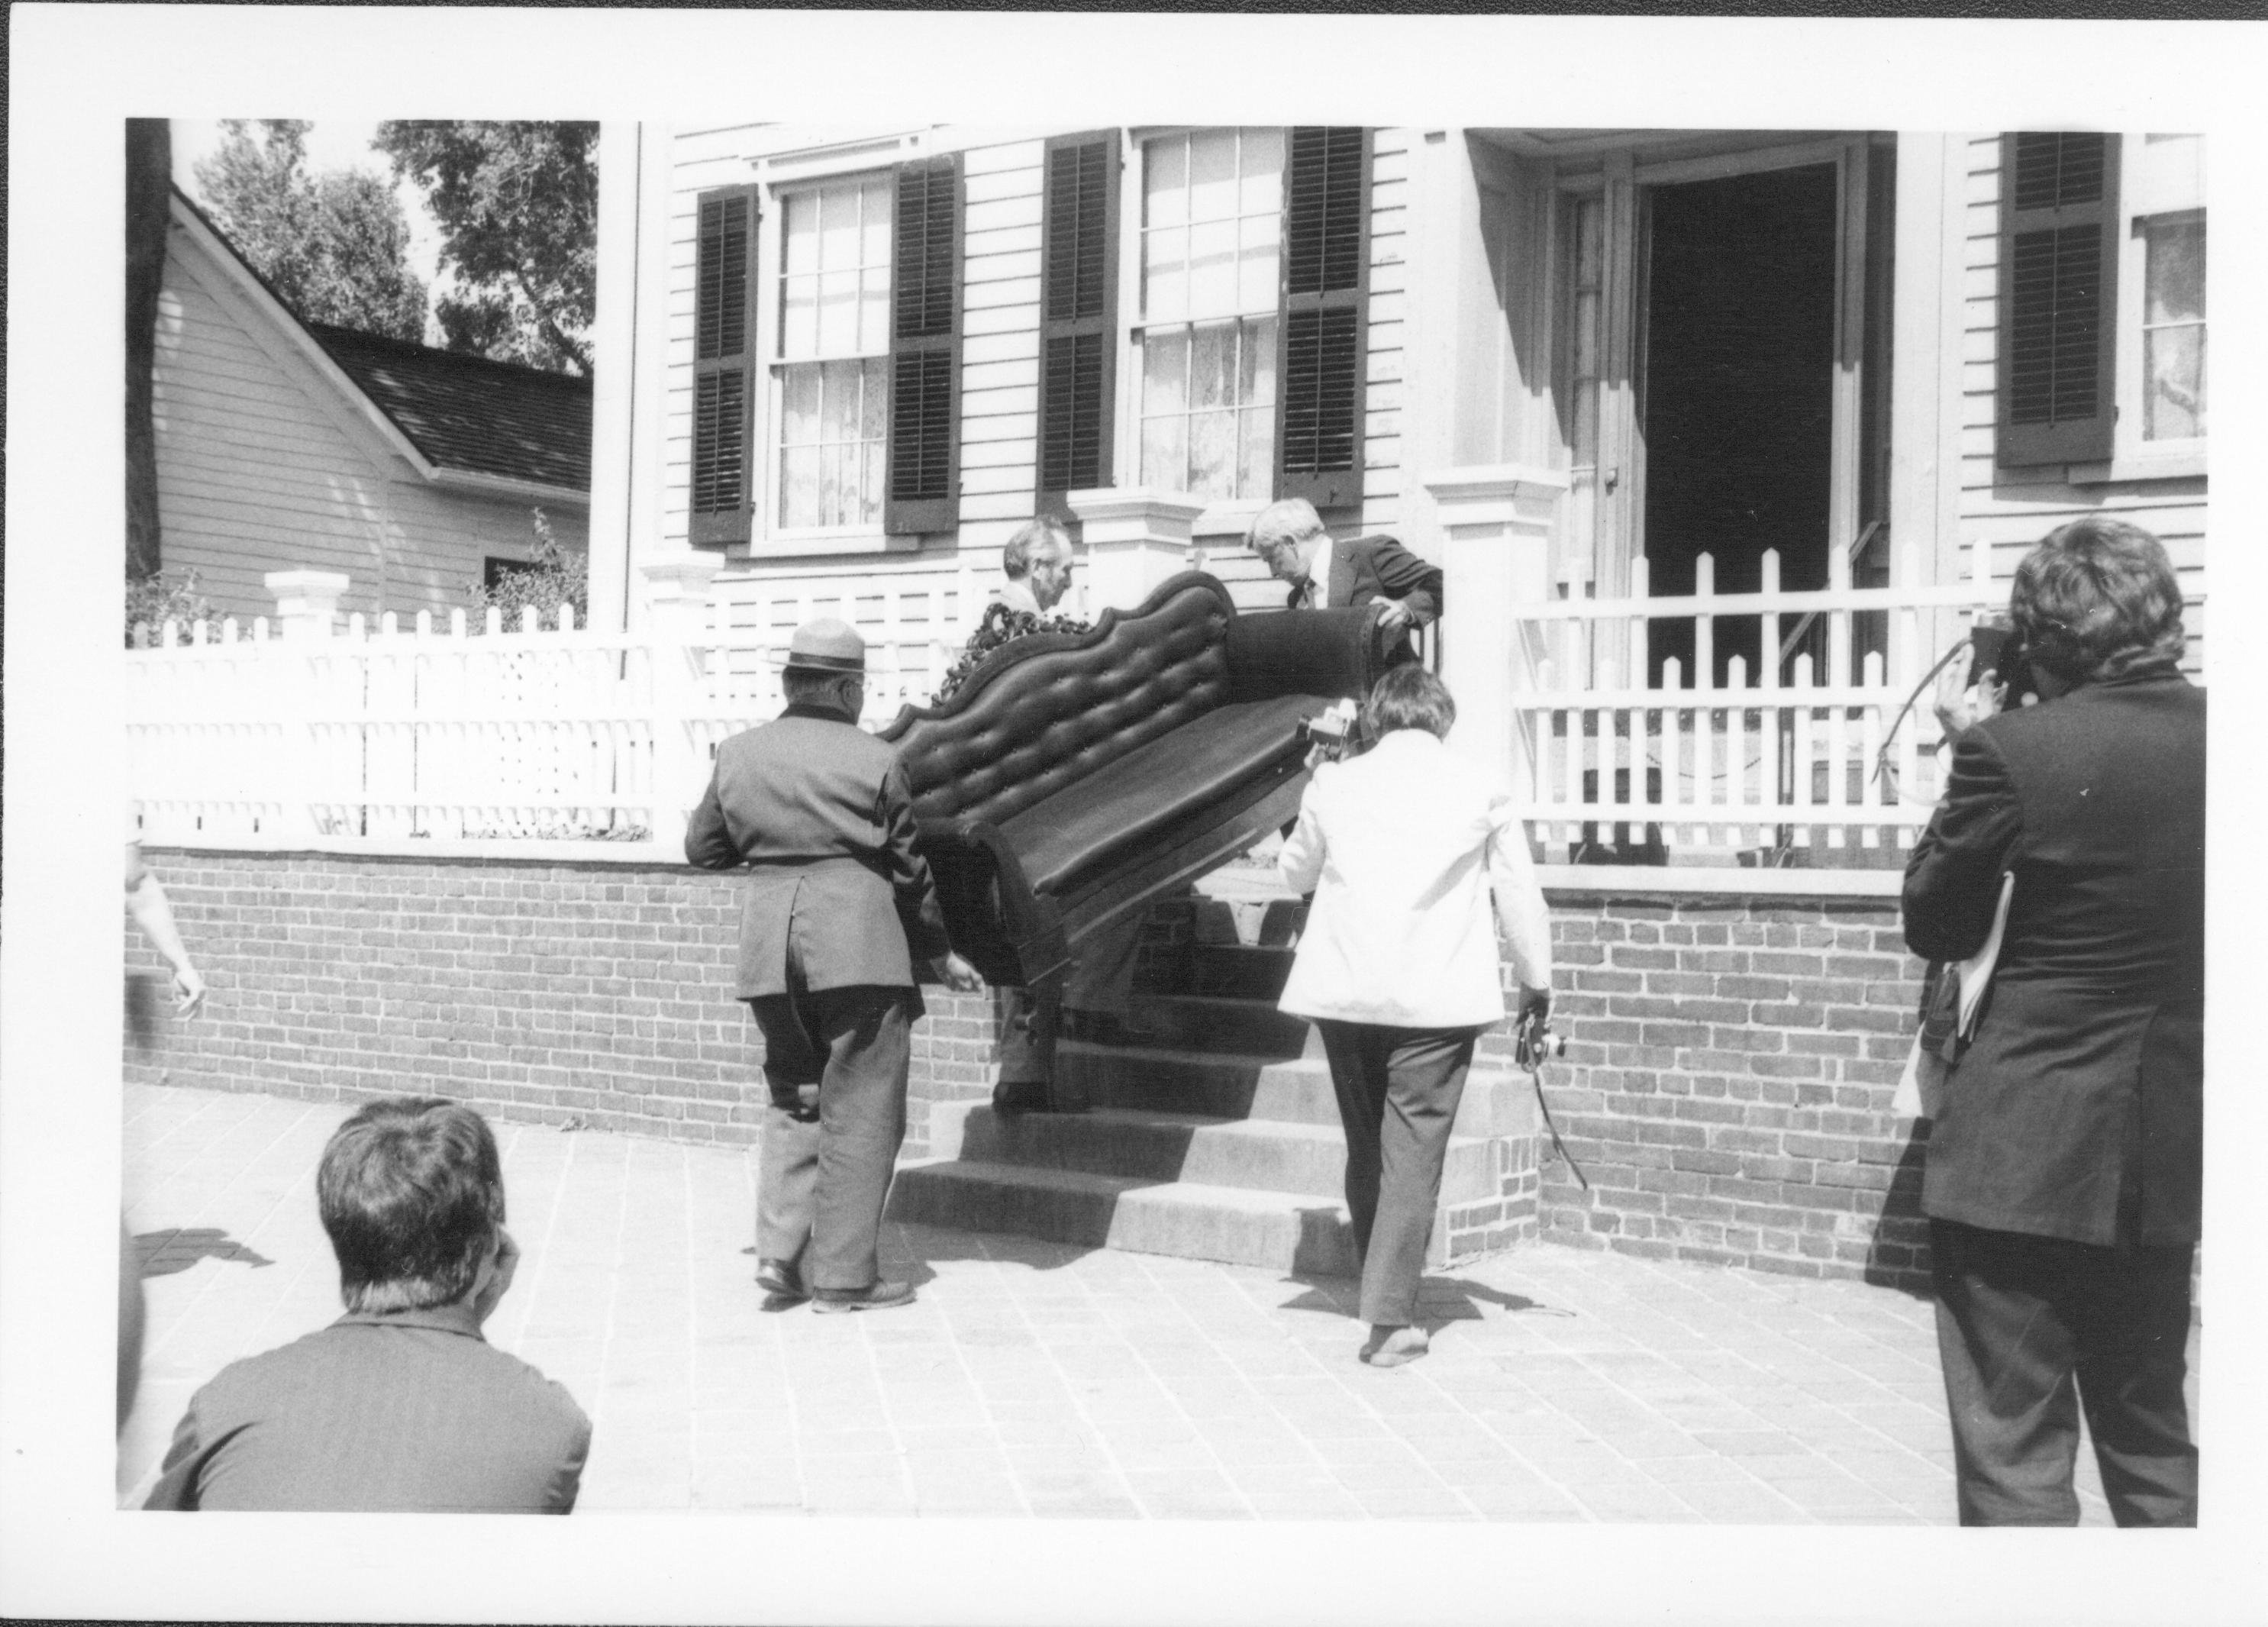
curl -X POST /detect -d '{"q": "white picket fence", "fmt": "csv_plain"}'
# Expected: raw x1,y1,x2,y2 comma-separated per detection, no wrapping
1508,541,2205,861
126,602,962,851
127,547,2205,864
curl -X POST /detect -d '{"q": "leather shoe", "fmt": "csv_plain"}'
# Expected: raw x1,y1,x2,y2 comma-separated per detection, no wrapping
754,1257,806,1303
1360,1325,1431,1368
812,1278,917,1314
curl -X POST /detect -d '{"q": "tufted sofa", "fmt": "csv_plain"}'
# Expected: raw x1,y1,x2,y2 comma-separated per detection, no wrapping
879,571,1389,989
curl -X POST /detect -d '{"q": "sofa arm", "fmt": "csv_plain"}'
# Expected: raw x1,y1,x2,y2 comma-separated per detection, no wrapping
1224,603,1388,707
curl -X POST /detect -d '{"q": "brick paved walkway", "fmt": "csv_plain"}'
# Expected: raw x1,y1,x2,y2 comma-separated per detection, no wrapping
120,1083,2171,1522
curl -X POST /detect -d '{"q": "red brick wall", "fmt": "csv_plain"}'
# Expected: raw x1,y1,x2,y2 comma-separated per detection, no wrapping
126,852,1937,1290
1534,890,1932,1293
123,849,999,1157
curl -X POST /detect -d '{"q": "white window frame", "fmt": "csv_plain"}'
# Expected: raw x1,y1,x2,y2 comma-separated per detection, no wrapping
1117,126,1288,536
2089,134,2207,481
718,130,946,559
754,166,896,554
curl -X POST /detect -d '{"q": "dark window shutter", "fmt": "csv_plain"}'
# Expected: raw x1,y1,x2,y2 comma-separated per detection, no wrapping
1997,132,2120,467
690,186,757,546
1037,132,1120,519
1276,127,1370,512
886,153,962,534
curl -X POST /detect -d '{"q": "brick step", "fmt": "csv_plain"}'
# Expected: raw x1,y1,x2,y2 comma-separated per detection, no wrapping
1109,993,1321,1059
1184,891,1308,950
1177,942,1297,1002
885,1158,1359,1277
1057,1040,1536,1140
928,1101,1499,1204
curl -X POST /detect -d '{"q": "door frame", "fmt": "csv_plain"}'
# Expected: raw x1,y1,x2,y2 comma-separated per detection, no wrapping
1553,134,1887,625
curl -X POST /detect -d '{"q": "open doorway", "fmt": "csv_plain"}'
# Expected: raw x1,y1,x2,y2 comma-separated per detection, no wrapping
1641,163,1838,686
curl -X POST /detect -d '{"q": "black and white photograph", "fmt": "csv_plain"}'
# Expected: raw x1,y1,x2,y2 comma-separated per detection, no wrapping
8,7,2267,1625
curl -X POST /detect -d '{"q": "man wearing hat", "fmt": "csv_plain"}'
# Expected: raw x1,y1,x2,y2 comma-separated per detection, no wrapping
687,618,979,1313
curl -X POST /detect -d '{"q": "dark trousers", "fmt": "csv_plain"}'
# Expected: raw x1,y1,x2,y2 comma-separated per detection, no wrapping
995,915,1145,1107
748,983,915,1293
1929,1218,2198,1526
1316,1021,1479,1327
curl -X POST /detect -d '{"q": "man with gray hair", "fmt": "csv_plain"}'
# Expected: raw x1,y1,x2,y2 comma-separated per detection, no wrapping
1246,498,1442,658
689,618,979,1312
996,515,1076,618
145,1096,589,1512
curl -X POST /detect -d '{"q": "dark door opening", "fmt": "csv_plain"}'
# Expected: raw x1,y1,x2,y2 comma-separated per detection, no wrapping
1641,163,1838,686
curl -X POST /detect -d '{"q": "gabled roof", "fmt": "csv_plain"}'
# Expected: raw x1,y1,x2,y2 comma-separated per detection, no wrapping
308,324,592,492
169,185,590,503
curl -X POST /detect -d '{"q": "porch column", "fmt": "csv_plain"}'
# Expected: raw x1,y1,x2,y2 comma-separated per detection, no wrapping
263,570,350,640
638,552,724,855
1418,467,1566,797
1066,488,1206,612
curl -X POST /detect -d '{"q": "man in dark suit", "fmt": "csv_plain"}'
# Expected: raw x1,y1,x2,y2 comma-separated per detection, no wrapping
1247,497,1443,654
146,1097,589,1512
688,618,978,1312
1904,516,2204,1527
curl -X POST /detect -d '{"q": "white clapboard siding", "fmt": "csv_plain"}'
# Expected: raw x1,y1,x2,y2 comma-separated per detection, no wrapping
1362,129,1413,535
151,220,589,629
153,255,393,623
1954,137,2208,674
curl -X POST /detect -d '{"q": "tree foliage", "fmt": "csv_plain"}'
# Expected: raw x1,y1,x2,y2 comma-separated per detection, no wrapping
468,509,588,630
375,122,598,376
192,121,427,342
126,568,215,648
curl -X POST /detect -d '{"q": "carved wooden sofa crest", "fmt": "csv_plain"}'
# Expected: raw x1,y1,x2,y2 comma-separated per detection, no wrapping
879,571,1389,990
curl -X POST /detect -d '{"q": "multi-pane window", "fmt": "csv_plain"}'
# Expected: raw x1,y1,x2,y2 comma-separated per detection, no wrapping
1137,130,1284,502
776,174,892,530
2135,135,2205,444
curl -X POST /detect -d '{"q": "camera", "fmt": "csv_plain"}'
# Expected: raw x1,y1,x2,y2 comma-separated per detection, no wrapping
1300,699,1364,763
1968,619,2039,708
1515,1009,1566,1069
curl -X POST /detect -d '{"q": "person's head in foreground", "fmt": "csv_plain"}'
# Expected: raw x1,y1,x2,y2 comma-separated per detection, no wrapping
320,1096,513,1322
2009,516,2185,699
1360,663,1457,744
146,1094,589,1513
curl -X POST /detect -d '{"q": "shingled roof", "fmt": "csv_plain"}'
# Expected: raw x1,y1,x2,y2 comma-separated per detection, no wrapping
308,322,592,492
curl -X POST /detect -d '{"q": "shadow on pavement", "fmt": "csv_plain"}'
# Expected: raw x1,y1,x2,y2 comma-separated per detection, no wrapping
1862,1126,1937,1301
1276,1270,1573,1325
134,1227,273,1279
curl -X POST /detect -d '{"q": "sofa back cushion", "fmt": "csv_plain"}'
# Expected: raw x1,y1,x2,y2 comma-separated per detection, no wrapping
886,573,1235,830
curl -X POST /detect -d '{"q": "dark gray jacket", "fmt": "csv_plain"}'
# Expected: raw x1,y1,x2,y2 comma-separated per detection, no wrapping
686,704,952,1000
1904,667,2205,1247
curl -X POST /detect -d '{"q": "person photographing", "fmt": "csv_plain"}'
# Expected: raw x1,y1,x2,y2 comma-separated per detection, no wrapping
1904,517,2204,1525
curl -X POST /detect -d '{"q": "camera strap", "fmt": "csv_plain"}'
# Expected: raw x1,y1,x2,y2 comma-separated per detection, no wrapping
1873,638,1972,794
1517,1014,1590,1193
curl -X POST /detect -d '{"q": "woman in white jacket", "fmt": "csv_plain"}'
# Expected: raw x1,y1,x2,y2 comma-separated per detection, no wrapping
1279,665,1553,1367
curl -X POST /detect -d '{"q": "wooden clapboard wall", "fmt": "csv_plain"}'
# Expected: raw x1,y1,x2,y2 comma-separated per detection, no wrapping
153,221,588,627
1958,134,2206,672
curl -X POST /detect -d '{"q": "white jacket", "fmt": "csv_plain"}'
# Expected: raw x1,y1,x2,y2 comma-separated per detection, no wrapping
1276,729,1552,1029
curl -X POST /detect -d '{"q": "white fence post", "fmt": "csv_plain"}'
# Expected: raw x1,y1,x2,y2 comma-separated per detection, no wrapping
1418,466,1569,798
261,571,350,836
639,552,724,856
